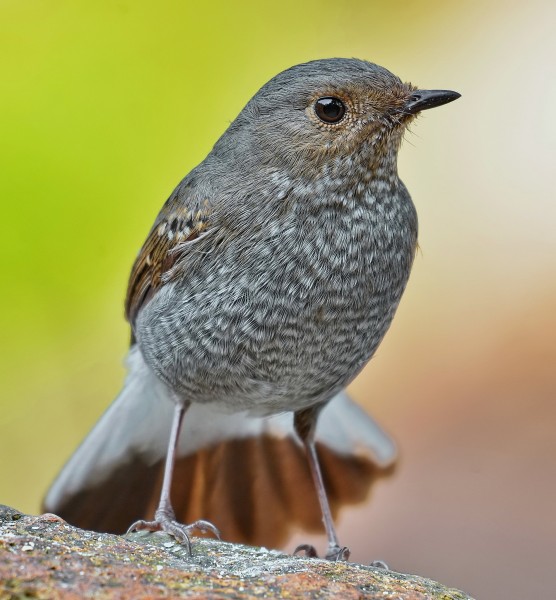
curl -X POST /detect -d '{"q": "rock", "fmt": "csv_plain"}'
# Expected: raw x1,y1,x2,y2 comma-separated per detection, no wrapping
0,505,474,599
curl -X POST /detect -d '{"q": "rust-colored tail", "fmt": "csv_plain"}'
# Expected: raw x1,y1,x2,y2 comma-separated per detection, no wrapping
44,347,396,548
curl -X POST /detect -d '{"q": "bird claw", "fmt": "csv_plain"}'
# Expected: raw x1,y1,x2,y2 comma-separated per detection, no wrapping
293,543,351,561
294,544,319,558
127,508,220,553
326,544,351,561
185,519,221,540
369,559,389,570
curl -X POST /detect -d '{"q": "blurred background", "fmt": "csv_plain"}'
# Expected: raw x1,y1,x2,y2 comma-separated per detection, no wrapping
1,1,554,598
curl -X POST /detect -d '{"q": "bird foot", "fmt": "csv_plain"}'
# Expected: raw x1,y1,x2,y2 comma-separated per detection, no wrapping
294,543,351,561
127,506,220,553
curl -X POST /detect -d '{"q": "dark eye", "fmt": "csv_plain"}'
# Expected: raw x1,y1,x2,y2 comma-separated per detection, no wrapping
314,97,346,123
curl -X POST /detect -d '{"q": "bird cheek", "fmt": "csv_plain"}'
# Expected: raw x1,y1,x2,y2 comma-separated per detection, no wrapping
358,119,383,143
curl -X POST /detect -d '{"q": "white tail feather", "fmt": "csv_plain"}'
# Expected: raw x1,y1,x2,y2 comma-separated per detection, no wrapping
45,345,396,511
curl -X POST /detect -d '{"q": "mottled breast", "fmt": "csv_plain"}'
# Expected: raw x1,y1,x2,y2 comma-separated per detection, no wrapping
136,178,417,415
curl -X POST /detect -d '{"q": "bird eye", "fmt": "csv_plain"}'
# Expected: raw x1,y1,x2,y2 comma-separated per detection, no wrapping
314,97,346,124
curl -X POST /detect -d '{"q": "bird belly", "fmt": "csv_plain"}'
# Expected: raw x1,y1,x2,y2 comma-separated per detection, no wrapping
135,201,417,414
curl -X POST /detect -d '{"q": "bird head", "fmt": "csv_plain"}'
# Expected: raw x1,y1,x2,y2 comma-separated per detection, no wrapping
217,58,459,180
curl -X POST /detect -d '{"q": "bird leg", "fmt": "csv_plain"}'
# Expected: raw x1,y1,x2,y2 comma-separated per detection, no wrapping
127,402,220,552
293,405,350,561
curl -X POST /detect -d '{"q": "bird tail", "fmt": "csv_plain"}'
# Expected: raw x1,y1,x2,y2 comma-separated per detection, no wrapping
43,346,396,548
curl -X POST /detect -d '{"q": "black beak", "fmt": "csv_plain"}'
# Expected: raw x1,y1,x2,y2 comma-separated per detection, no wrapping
404,89,461,114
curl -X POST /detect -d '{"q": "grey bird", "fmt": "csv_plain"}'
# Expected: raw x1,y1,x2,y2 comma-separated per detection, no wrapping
43,58,459,560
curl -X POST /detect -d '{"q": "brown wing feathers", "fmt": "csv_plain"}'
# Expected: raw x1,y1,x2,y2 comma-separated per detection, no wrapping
125,197,210,326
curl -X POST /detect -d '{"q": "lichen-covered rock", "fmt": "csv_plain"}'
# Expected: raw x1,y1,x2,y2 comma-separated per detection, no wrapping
0,505,473,599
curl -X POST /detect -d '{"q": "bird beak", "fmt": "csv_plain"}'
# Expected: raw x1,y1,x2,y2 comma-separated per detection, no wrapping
404,89,461,114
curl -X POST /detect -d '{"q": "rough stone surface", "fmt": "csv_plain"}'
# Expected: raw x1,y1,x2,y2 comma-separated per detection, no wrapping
0,505,474,599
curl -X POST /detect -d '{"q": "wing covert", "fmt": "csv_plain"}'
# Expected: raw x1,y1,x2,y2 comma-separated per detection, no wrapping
125,193,210,326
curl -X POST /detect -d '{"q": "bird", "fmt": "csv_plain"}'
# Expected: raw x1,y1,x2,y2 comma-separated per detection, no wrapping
43,58,460,561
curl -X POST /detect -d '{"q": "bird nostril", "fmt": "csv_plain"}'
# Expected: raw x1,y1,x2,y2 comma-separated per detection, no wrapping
409,94,421,102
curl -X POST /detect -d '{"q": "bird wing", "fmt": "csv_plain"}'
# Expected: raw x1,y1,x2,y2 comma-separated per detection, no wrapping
125,189,211,327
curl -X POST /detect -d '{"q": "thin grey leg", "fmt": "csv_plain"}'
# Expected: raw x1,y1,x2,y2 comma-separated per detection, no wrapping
127,402,220,552
294,406,350,561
